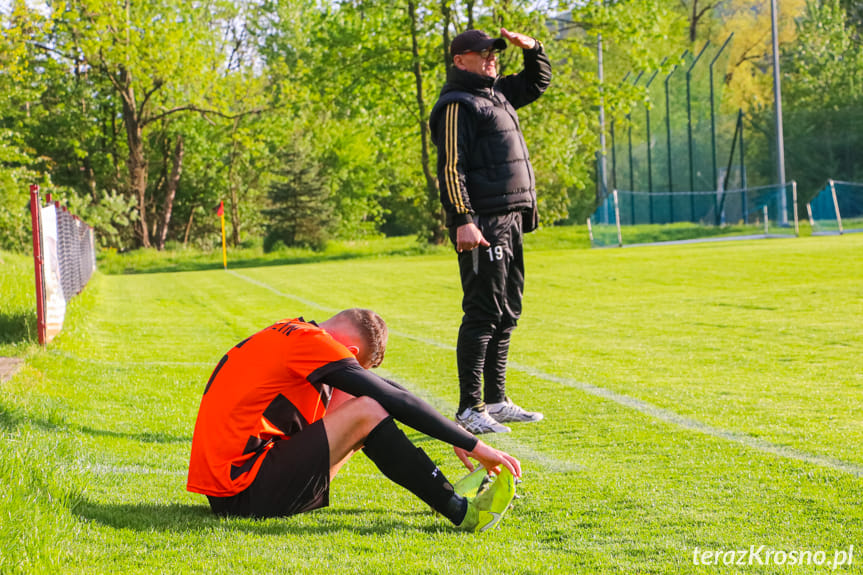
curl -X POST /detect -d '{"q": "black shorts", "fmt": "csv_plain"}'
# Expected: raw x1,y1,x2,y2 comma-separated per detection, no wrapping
207,419,330,518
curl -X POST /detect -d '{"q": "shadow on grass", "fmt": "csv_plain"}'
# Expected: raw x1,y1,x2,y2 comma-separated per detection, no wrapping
0,403,25,430
78,424,191,444
73,501,439,535
0,404,189,444
0,311,36,346
0,402,63,432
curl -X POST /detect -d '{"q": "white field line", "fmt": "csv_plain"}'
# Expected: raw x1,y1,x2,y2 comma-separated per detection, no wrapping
228,270,863,479
227,270,336,312
375,368,585,474
509,362,863,478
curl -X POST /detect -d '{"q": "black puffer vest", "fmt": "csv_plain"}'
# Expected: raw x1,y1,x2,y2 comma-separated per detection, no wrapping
430,67,536,216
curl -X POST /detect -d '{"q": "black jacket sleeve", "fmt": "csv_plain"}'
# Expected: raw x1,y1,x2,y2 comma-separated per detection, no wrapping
320,359,479,451
433,101,476,229
496,41,552,110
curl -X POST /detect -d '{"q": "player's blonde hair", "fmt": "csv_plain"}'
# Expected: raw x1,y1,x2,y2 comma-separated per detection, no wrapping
331,308,388,368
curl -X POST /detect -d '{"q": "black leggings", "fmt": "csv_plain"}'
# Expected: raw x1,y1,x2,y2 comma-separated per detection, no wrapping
451,211,524,411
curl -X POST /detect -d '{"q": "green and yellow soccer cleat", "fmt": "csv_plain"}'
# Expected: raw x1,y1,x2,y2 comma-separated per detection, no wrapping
458,469,516,533
453,467,493,498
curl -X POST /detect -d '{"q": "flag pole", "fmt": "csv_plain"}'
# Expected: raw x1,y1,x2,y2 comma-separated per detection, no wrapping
218,201,227,269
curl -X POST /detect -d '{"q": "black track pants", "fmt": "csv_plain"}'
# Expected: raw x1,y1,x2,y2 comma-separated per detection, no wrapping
450,211,524,412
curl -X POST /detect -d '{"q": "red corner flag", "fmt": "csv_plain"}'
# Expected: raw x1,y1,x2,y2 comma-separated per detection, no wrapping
216,201,224,217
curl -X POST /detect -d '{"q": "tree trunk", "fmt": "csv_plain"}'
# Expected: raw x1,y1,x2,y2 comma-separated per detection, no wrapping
119,77,151,248
229,186,240,247
227,120,242,247
442,0,452,74
690,1,698,42
130,138,150,248
156,135,184,250
687,0,716,43
408,0,447,244
183,206,195,247
110,99,120,179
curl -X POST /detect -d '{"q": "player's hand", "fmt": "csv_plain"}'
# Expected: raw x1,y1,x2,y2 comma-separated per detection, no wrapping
501,28,537,50
455,440,522,478
454,446,475,471
455,222,490,253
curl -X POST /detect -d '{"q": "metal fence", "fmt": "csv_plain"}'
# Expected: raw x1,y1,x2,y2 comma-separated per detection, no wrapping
606,35,744,204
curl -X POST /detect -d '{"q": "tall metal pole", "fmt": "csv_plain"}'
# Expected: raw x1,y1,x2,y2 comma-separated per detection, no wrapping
628,71,644,224
644,63,664,224
687,42,710,220
771,0,786,188
665,50,688,223
610,119,617,195
771,0,788,224
628,70,645,194
739,110,749,222
598,33,608,200
687,42,710,195
646,71,658,196
611,71,631,195
710,33,734,190
739,109,747,190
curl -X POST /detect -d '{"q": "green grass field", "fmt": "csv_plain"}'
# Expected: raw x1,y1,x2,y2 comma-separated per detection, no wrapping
1,231,861,574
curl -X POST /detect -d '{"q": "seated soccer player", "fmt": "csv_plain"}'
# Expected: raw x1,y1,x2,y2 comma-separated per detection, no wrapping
187,308,520,532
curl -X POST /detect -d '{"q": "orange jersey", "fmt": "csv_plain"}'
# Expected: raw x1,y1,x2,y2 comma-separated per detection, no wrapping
187,318,354,497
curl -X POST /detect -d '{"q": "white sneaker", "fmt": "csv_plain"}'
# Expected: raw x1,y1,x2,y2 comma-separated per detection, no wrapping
486,398,543,424
456,407,511,434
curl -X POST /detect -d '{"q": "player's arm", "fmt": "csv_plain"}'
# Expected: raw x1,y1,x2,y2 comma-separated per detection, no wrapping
328,376,405,410
434,101,476,229
433,103,489,252
323,362,521,477
319,359,477,450
496,35,552,109
378,376,409,392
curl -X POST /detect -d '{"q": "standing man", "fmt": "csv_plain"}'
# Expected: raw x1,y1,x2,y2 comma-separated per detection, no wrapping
430,28,551,434
187,309,520,532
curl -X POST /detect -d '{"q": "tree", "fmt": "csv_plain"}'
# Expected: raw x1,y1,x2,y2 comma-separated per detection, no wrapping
262,147,333,251
778,0,863,196
707,0,805,113
680,0,722,43
408,0,447,243
0,3,77,251
20,0,267,248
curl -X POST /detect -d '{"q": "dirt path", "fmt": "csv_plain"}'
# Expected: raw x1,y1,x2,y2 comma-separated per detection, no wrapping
0,357,24,382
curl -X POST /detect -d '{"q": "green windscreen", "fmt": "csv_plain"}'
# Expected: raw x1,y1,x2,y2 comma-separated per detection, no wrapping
808,180,863,235
589,183,797,248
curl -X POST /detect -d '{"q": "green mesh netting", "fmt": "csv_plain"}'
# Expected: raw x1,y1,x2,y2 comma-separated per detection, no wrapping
808,180,863,235
589,183,797,247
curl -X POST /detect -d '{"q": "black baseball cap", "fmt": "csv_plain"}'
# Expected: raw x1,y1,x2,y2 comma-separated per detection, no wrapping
450,30,507,56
